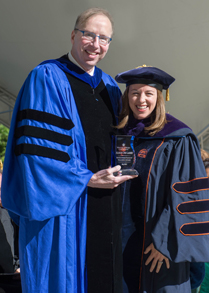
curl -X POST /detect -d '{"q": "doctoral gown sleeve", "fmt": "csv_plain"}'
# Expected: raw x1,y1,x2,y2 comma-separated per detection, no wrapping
1,63,93,222
151,134,209,262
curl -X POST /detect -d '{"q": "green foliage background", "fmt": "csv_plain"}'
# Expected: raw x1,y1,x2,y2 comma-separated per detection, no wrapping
0,124,9,163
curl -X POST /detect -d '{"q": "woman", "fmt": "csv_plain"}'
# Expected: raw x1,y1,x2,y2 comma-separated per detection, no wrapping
114,65,209,292
198,159,209,293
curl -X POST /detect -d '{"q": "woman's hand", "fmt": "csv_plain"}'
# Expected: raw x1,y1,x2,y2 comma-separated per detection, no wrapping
87,165,138,189
144,243,170,273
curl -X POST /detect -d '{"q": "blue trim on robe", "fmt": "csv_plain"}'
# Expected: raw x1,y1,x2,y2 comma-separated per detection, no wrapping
41,57,121,123
1,60,121,293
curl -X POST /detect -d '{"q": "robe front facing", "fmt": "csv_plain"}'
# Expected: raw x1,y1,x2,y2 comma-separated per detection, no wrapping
122,114,209,293
1,57,121,293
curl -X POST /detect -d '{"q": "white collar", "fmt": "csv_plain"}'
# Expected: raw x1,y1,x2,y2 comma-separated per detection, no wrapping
68,51,95,76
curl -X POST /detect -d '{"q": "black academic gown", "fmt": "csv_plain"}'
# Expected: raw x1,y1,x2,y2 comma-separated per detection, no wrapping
122,114,209,293
61,56,123,293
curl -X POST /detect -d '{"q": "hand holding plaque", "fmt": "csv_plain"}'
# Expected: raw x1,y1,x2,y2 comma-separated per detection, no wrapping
111,135,139,176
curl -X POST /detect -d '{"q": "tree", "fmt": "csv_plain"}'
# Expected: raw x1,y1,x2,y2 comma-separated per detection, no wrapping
0,124,9,163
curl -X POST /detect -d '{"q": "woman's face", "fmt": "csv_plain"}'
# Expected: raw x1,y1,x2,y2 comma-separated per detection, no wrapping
128,84,158,120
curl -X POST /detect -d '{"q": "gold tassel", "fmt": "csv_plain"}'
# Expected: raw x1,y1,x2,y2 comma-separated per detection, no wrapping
0,160,3,171
166,88,170,101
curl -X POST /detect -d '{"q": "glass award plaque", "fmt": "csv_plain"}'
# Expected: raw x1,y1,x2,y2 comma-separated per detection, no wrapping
111,135,139,176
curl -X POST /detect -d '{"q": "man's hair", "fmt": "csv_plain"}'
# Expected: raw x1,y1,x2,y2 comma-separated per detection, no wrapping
116,88,167,136
74,7,114,32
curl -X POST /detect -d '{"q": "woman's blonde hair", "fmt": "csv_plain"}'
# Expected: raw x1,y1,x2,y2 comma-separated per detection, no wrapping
116,87,167,136
201,149,209,161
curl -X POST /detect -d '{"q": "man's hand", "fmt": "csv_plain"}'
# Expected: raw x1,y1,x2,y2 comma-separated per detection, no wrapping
144,243,170,273
87,165,138,189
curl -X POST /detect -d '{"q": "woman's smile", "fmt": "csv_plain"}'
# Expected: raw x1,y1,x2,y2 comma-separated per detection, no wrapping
128,84,158,120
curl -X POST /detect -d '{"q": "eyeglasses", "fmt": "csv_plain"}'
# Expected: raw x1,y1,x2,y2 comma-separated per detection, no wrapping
74,28,112,45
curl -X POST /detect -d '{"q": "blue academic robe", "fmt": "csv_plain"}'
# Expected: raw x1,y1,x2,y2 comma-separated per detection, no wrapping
121,114,209,292
1,58,121,293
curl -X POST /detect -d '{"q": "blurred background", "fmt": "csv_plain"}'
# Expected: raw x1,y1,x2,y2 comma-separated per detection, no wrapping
1,0,209,149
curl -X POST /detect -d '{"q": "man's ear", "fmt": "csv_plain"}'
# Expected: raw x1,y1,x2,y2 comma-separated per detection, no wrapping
71,30,75,44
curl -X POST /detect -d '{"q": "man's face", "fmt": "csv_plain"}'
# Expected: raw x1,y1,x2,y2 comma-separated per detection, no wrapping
71,14,112,73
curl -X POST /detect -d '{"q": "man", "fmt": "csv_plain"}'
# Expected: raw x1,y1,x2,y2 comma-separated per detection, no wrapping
2,8,136,293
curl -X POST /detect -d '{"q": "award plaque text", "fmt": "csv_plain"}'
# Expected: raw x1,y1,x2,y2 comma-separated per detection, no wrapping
111,135,139,176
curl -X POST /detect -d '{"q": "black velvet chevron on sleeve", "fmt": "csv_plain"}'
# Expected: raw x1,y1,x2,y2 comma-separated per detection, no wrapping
180,221,209,236
177,200,209,214
173,177,209,194
17,109,74,130
14,109,74,162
